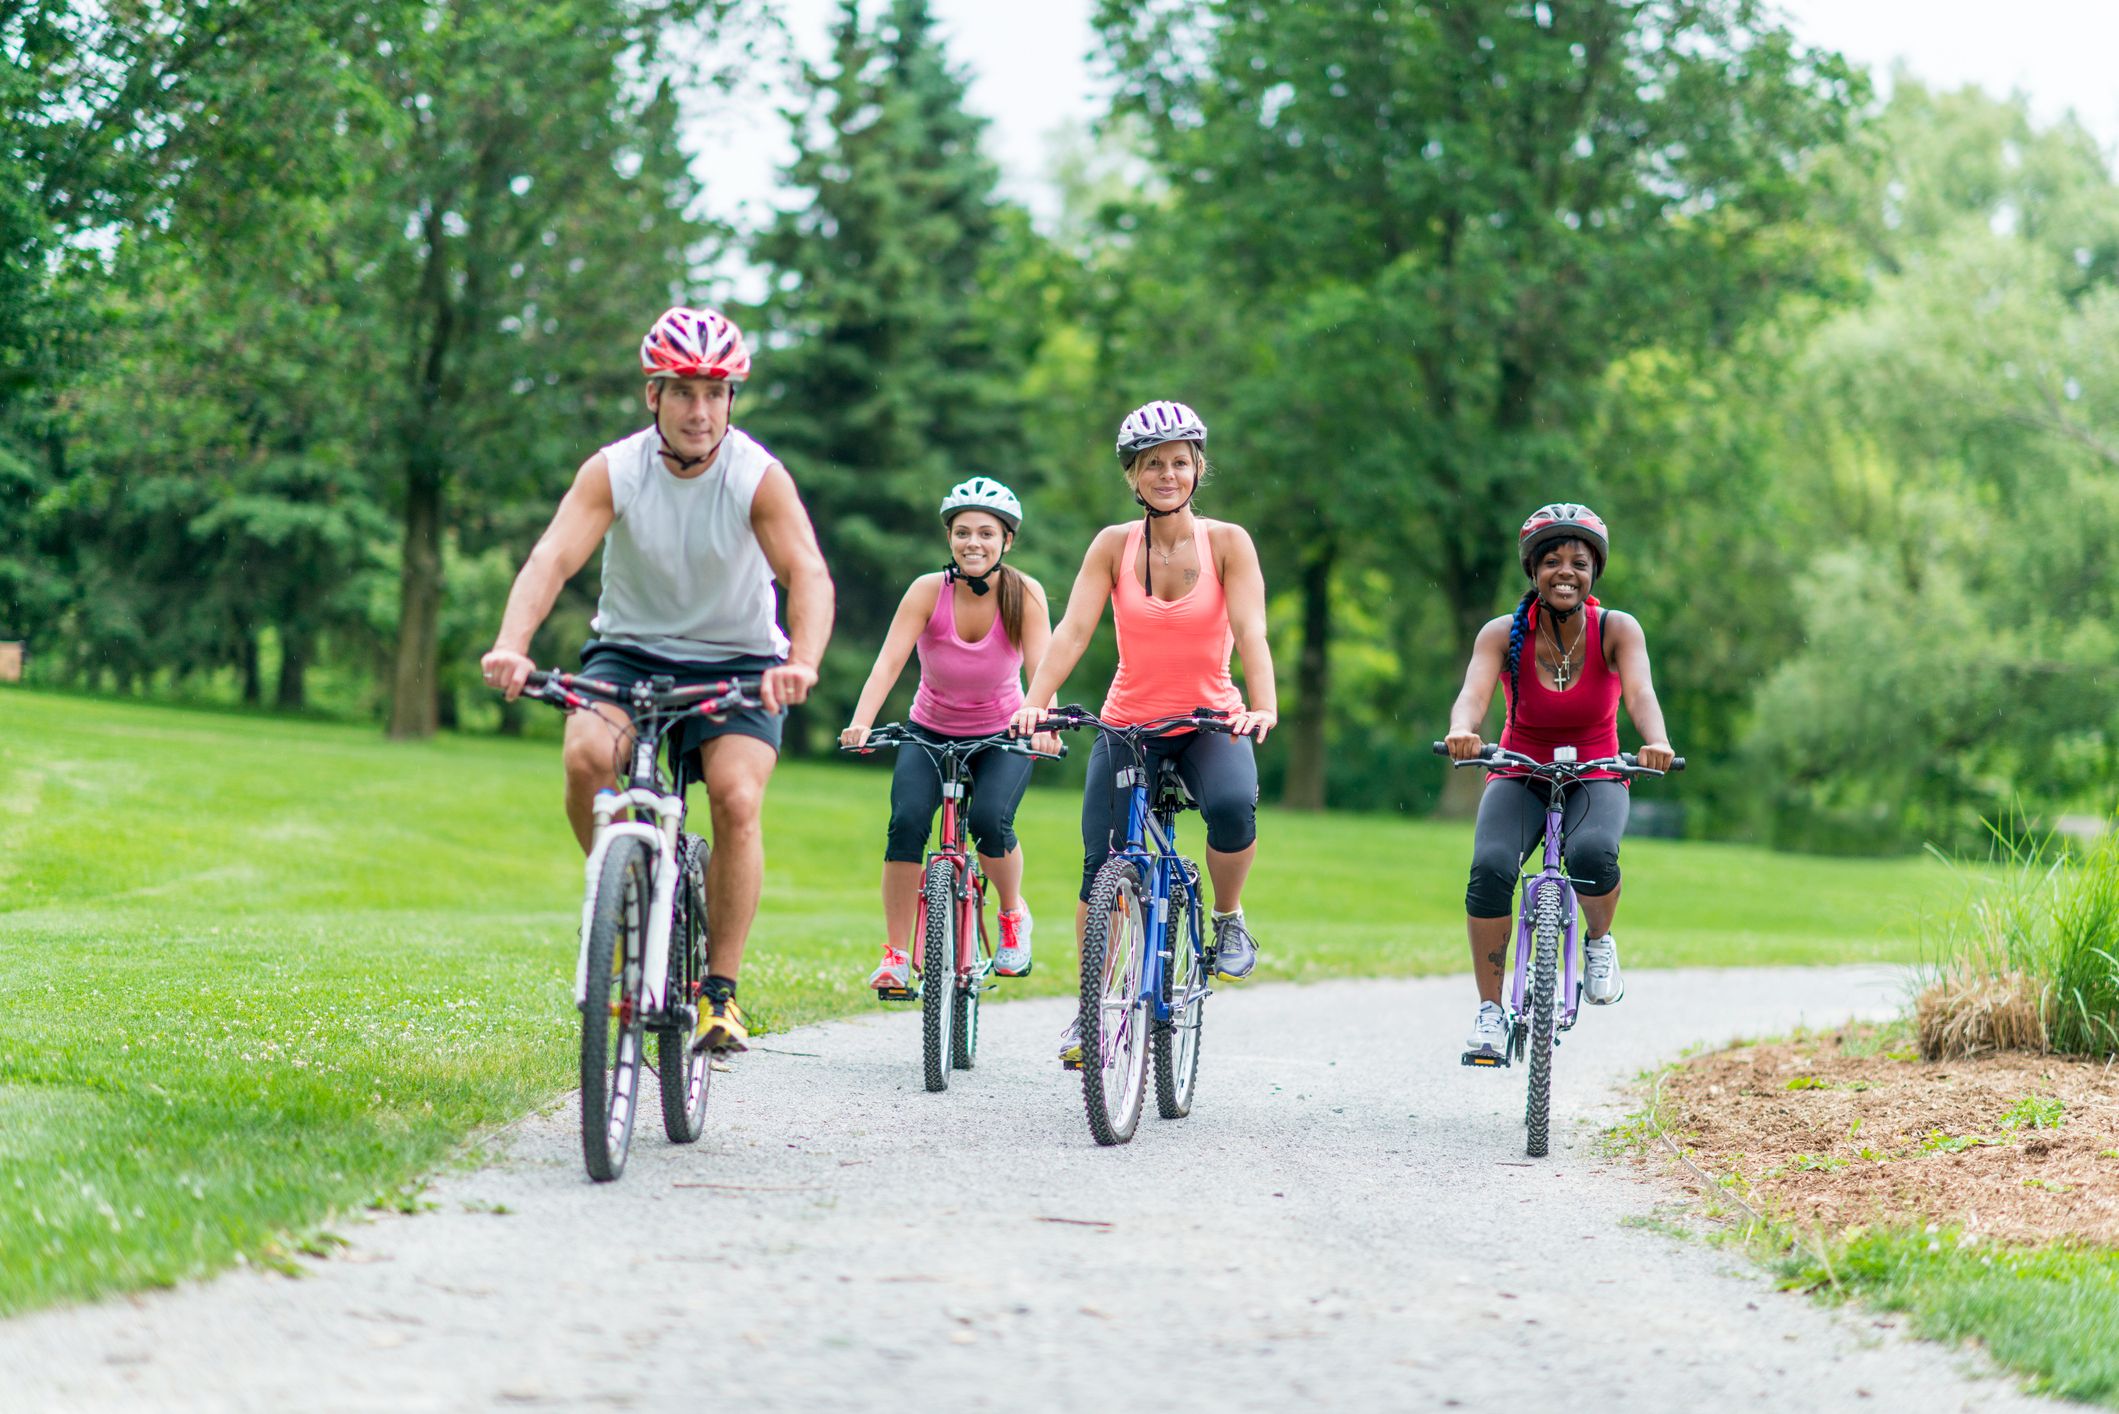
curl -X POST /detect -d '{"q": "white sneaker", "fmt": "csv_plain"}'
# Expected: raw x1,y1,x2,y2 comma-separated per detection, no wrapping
1583,934,1624,1005
993,905,1033,977
1463,1001,1509,1063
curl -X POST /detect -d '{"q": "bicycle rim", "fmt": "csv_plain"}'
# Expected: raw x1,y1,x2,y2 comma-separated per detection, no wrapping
582,838,649,1182
659,834,712,1143
1080,858,1148,1145
921,856,957,1093
1153,861,1205,1119
1525,884,1562,1159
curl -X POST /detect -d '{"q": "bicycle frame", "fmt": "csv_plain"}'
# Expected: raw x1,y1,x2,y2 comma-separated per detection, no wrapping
1107,760,1207,1030
923,751,988,986
522,670,762,1023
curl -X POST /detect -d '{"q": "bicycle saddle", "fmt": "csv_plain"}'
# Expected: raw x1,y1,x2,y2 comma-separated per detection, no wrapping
1152,759,1198,814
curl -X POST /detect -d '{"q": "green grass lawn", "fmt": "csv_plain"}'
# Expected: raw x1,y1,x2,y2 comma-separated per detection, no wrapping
0,688,1944,1314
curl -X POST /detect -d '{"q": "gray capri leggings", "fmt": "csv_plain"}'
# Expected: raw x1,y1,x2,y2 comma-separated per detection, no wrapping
884,731,1034,863
1464,776,1629,918
1079,729,1258,900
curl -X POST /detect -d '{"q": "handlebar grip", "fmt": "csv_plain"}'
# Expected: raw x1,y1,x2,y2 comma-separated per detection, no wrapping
1670,757,1686,772
1431,741,1448,755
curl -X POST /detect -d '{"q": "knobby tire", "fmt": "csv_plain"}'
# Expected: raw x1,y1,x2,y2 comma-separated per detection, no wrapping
1152,859,1205,1119
1079,857,1148,1145
1525,883,1563,1158
921,856,957,1093
581,837,649,1182
658,832,712,1144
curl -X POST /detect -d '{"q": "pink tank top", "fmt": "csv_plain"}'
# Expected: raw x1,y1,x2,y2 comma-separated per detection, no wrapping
909,579,1024,735
1102,521,1245,727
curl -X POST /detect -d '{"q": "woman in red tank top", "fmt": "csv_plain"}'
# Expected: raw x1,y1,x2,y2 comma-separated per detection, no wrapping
1010,401,1279,1065
1441,504,1677,1064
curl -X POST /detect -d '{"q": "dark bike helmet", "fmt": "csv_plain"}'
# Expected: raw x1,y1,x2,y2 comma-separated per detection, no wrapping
1518,503,1609,578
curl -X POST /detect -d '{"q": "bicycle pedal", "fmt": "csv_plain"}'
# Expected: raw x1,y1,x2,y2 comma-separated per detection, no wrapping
1061,1057,1083,1072
874,986,916,1002
1462,1050,1509,1068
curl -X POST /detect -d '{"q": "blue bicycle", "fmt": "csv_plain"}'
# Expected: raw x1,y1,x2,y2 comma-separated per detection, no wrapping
1038,706,1235,1145
1436,741,1682,1157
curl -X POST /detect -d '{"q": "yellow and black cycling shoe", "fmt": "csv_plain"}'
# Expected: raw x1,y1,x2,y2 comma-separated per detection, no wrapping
691,996,750,1054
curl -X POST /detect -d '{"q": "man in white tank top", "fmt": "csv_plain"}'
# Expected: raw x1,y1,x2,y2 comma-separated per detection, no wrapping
481,306,835,1054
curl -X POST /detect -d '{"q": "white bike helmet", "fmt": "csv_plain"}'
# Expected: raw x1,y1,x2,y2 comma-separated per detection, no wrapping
939,476,1022,532
1115,400,1207,466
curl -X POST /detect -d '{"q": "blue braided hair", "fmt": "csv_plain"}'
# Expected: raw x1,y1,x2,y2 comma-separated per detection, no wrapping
1501,588,1537,730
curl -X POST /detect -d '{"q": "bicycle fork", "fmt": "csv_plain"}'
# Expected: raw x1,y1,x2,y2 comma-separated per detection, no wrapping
573,787,684,1018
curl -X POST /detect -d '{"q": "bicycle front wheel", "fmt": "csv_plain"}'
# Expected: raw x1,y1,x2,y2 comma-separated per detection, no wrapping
1152,859,1205,1119
1524,883,1564,1158
921,855,958,1093
1079,856,1150,1145
658,832,712,1144
582,837,650,1182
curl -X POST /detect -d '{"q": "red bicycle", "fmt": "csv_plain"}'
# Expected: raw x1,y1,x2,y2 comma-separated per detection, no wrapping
843,725,1059,1091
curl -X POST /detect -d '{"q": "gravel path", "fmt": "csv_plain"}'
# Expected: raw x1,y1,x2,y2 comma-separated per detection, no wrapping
3,968,2079,1412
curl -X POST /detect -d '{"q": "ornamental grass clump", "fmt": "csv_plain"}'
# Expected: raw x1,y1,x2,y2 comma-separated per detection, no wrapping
1917,820,2119,1060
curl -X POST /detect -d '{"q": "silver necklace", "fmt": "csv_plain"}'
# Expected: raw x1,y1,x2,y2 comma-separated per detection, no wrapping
1542,619,1584,689
1152,533,1193,566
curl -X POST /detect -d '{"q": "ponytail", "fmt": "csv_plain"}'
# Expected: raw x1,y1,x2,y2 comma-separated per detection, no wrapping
995,563,1026,648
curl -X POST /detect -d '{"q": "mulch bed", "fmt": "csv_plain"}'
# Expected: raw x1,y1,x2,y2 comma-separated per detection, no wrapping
1657,1027,2119,1244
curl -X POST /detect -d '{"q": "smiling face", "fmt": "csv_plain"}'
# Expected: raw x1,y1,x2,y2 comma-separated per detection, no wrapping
645,376,734,461
1531,537,1597,612
947,509,1011,574
1125,439,1201,513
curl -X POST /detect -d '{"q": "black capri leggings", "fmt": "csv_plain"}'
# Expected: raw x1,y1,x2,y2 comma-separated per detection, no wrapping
884,730,1034,864
1464,776,1629,918
1079,729,1258,900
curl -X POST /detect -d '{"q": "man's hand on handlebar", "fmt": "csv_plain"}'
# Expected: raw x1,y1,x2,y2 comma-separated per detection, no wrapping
759,660,818,715
481,648,536,701
1443,729,1485,762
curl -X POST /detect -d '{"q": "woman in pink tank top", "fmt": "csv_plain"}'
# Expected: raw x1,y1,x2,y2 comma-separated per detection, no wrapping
841,479,1058,992
1011,401,1279,1061
1441,504,1677,1065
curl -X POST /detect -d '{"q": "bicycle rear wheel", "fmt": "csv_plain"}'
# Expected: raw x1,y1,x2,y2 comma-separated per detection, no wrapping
1524,883,1564,1158
1079,856,1149,1145
950,878,983,1071
921,856,958,1093
1152,859,1205,1119
658,832,712,1143
582,837,650,1182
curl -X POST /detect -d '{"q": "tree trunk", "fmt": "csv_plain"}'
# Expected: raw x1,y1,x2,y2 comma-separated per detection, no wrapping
1280,538,1332,811
239,631,261,706
276,631,307,710
387,461,444,739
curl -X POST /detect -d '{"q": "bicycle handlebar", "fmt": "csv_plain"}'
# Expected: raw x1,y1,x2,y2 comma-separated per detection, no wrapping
841,723,1065,761
518,669,766,717
1033,704,1255,740
1429,741,1686,776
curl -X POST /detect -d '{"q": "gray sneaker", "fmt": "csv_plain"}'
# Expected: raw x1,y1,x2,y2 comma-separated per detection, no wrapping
1463,1001,1510,1066
1583,934,1624,1005
1211,910,1257,980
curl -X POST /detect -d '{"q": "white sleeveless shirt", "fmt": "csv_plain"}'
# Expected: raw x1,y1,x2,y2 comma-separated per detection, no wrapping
589,425,792,661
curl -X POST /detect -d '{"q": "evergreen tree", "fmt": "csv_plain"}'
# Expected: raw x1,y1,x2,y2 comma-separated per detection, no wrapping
748,0,1030,737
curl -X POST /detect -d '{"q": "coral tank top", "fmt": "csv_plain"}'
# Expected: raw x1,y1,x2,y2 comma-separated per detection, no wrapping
1101,521,1245,727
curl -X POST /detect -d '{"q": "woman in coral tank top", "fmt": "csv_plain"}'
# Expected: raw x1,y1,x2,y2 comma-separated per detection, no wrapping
842,478,1058,992
1441,504,1677,1066
1011,401,1278,1066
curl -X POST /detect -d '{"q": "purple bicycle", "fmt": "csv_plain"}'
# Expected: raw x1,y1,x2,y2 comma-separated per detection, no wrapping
1435,741,1683,1157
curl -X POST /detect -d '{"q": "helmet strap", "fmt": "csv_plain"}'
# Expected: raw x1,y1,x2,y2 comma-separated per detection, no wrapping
943,561,995,597
651,386,728,473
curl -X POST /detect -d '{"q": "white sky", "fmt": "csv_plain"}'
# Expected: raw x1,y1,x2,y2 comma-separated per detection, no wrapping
692,0,2119,254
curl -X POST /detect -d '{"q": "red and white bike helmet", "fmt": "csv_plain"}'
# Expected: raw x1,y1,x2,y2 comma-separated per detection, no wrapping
1518,502,1609,577
639,306,751,382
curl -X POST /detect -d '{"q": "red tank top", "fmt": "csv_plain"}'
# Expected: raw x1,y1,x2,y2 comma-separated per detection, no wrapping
1497,601,1624,782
